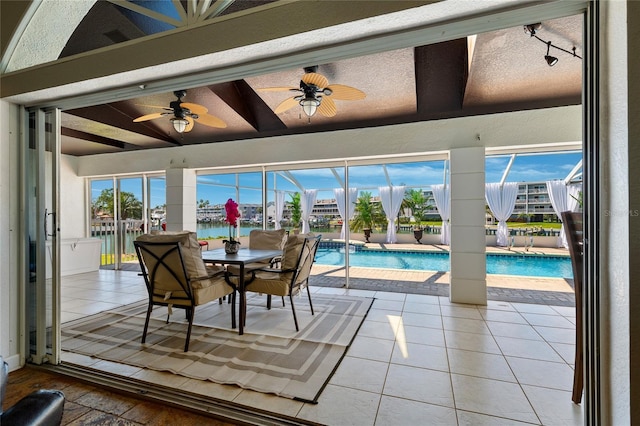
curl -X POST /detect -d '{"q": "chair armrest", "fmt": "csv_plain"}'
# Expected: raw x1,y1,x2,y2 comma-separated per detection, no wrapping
1,389,65,426
255,267,297,274
191,272,224,283
269,256,283,268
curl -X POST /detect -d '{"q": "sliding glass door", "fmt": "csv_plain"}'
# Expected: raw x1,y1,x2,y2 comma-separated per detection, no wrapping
90,176,162,270
23,108,61,364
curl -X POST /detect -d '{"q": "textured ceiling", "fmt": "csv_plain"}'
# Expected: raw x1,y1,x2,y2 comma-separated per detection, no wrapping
11,2,581,156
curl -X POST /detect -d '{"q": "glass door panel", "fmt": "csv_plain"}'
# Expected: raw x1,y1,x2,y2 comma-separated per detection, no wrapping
267,166,346,283
90,177,144,270
147,176,166,232
25,108,60,364
117,178,144,269
91,179,116,268
196,172,264,244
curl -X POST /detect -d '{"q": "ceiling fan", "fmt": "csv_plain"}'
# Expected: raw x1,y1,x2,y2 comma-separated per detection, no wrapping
258,66,366,119
133,90,227,133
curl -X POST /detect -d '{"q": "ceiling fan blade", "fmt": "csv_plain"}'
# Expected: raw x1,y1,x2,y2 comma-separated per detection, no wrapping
301,72,329,88
274,97,300,114
258,87,298,92
195,113,227,129
133,112,166,122
180,102,208,115
184,116,195,132
318,97,337,117
326,84,366,100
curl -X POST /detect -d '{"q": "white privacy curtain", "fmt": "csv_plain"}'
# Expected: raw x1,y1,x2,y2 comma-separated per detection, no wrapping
431,184,451,245
379,186,405,243
334,187,358,240
485,182,519,247
546,180,570,248
274,190,285,230
300,189,317,234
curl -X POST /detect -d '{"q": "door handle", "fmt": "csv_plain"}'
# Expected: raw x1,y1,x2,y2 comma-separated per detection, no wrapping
45,209,57,240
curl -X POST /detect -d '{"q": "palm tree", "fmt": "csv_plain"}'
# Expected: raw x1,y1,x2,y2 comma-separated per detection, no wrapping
351,191,385,242
402,189,432,229
402,189,433,243
92,188,142,220
289,192,302,230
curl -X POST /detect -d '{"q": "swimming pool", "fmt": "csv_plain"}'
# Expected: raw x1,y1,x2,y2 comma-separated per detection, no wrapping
314,248,573,279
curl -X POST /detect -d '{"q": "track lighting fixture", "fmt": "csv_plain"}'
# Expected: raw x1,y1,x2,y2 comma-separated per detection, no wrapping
524,23,581,67
544,41,559,66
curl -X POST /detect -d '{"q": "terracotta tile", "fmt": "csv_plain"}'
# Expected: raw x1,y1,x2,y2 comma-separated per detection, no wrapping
66,410,142,425
58,381,101,402
120,400,167,424
59,401,92,424
144,406,233,426
75,389,137,415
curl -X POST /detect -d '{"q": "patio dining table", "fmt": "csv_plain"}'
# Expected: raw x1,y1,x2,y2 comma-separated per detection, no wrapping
201,248,283,335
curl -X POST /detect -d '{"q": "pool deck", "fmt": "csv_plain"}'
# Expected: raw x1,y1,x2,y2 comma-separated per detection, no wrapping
309,243,575,307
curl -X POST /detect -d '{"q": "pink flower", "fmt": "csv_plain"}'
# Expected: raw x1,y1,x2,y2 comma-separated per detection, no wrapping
224,198,241,241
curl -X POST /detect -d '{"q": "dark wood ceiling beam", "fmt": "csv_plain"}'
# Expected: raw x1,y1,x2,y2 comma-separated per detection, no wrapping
414,39,468,115
177,94,580,146
65,103,178,144
61,127,128,149
209,81,287,132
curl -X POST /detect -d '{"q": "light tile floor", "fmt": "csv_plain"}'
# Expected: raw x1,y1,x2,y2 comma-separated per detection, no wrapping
60,270,584,425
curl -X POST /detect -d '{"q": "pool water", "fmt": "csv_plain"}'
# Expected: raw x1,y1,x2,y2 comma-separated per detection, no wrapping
314,248,573,279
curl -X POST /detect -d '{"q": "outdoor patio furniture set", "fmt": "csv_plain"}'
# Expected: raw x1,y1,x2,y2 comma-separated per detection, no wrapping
134,229,320,351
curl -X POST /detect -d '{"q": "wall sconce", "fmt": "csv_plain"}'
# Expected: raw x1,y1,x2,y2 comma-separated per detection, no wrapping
524,23,581,67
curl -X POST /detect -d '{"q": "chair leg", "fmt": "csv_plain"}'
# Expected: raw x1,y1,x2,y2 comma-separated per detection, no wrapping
266,295,272,310
230,291,237,329
289,294,299,332
306,284,314,316
142,301,153,344
282,296,286,307
184,307,195,352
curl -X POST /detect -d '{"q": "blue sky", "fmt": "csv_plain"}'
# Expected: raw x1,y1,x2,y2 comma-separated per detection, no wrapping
90,151,581,209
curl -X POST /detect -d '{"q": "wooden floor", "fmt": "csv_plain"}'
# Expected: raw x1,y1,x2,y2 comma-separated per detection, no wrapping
5,365,238,425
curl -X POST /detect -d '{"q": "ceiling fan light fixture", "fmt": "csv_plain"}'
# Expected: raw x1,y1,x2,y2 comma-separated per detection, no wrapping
300,97,320,117
171,117,189,133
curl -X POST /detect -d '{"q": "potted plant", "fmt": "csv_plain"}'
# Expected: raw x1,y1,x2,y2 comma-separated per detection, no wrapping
403,189,431,244
351,191,385,243
222,198,241,254
289,192,302,234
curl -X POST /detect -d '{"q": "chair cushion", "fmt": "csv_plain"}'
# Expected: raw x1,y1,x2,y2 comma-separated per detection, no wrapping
281,232,314,270
246,273,291,296
249,229,287,250
227,229,287,276
138,231,208,280
191,277,234,304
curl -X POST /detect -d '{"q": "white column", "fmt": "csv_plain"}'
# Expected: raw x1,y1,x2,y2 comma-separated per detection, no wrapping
601,1,638,422
449,147,487,305
165,167,197,232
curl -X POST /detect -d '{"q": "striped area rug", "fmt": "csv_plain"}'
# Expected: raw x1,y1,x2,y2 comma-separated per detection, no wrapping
61,293,373,403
